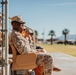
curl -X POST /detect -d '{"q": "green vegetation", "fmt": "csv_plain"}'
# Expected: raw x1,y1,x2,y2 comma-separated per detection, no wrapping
48,30,55,45
62,28,69,45
37,44,76,57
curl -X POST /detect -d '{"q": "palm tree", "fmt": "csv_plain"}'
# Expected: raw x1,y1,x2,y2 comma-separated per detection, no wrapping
62,28,69,45
42,28,45,43
32,30,38,44
34,30,38,37
42,32,44,43
34,30,38,40
48,30,55,45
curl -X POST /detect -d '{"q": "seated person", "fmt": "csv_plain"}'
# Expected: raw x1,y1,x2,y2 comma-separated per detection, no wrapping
10,15,53,75
21,25,61,72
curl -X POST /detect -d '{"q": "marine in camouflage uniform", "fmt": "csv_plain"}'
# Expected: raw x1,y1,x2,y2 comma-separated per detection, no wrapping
11,15,53,75
11,30,53,75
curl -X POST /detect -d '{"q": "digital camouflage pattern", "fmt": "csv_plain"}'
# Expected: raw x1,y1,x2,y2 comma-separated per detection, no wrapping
11,30,53,75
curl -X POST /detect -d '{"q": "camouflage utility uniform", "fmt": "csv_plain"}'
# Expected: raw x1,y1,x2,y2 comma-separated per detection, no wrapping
11,30,53,75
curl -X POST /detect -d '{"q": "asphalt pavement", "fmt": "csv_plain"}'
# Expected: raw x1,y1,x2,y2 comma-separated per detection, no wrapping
49,52,76,75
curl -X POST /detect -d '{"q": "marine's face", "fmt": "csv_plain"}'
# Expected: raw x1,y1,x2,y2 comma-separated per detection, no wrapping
12,21,24,31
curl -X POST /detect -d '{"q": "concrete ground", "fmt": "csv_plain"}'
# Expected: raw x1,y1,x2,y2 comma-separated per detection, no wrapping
49,52,76,75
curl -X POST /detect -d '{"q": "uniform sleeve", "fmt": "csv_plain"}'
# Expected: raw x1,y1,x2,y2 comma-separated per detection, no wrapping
11,32,32,54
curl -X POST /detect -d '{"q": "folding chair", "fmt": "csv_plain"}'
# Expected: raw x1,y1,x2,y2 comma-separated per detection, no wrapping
9,42,37,75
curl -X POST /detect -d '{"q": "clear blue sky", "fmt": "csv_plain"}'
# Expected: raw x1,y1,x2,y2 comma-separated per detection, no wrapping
9,0,76,39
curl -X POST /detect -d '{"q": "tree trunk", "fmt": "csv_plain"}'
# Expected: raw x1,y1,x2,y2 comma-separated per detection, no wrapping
51,36,53,45
64,34,67,45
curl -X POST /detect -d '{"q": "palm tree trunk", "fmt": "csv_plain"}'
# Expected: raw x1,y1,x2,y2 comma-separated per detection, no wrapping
64,34,67,45
51,36,53,45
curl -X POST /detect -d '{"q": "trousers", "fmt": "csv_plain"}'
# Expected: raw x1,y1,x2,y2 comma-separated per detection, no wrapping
36,53,53,75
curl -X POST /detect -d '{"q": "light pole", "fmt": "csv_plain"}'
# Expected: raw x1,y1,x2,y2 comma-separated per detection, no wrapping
5,0,9,75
